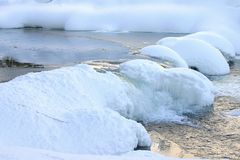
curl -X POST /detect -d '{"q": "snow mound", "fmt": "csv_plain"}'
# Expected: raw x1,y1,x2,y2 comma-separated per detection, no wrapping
120,59,215,117
0,65,151,155
157,31,236,60
0,147,180,160
186,31,236,60
213,28,240,55
159,38,230,76
140,45,188,68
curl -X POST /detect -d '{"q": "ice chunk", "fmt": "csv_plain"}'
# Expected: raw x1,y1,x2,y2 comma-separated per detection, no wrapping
140,45,188,68
120,59,215,118
159,38,230,75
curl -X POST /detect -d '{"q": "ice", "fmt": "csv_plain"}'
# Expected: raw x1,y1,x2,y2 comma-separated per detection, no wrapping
140,45,188,68
157,31,236,60
159,38,230,76
120,59,215,118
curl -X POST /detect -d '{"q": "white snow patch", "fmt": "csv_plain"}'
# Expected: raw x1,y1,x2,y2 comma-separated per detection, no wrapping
0,147,181,160
159,38,230,76
140,45,188,68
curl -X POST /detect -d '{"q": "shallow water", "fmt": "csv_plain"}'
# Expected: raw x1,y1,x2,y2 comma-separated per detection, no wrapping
0,29,182,82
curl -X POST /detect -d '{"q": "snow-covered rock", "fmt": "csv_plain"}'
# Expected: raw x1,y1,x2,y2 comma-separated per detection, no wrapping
213,28,240,55
0,64,151,155
159,38,230,76
140,45,188,68
186,31,236,60
120,59,215,117
157,31,236,60
0,61,215,154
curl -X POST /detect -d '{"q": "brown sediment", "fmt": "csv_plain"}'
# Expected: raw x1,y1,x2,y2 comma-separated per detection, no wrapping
147,96,240,159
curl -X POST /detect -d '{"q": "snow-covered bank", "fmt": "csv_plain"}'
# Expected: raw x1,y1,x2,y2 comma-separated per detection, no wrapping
0,2,239,34
0,4,237,32
0,61,215,154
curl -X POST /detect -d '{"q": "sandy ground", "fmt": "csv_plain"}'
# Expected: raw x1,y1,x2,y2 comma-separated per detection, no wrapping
147,63,240,160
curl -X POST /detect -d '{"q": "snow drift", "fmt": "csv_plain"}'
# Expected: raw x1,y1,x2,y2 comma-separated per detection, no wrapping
0,61,215,153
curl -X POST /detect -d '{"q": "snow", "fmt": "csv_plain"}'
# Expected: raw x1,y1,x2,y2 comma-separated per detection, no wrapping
0,1,239,35
120,59,215,117
157,31,236,60
159,38,230,76
140,45,188,68
185,31,236,59
0,147,181,160
0,64,151,155
0,61,215,153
